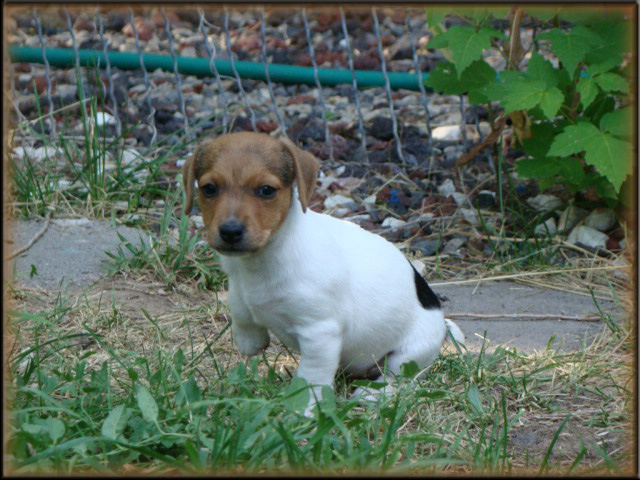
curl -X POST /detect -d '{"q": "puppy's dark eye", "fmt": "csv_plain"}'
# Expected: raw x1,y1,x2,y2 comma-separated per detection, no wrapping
257,185,277,199
200,183,218,198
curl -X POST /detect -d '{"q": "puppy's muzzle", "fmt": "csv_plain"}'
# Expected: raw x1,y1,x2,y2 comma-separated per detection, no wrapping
219,219,246,245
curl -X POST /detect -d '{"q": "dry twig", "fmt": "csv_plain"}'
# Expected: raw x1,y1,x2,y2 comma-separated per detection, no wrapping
6,211,52,260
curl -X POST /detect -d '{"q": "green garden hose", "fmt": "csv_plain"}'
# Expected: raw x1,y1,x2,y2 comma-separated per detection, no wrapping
8,45,430,92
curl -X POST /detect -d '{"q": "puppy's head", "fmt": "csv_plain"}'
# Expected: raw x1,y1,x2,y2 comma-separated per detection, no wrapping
182,132,319,255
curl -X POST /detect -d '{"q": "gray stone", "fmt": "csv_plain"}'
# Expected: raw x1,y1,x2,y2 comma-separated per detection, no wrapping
323,194,359,212
381,217,407,229
437,179,457,197
411,239,440,257
534,217,557,236
443,237,467,255
461,208,481,226
567,225,609,249
584,208,617,232
558,205,589,232
432,125,462,141
527,194,563,212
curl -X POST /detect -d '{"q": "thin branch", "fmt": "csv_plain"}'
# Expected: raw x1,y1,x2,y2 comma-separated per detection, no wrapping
6,211,52,260
446,313,602,322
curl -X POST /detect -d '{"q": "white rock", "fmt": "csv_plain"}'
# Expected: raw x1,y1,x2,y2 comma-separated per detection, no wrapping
121,149,144,165
534,217,557,236
34,146,62,161
283,103,312,116
451,192,467,207
612,258,629,281
584,208,616,232
567,225,608,249
414,212,435,222
363,194,377,205
437,179,457,197
478,121,491,136
324,194,358,211
432,125,461,141
381,217,407,229
362,194,378,213
319,175,338,190
191,215,204,229
56,84,78,98
331,208,352,218
345,214,371,225
461,208,480,226
13,146,62,162
95,112,116,127
527,194,563,212
410,259,426,275
558,205,589,232
181,46,197,57
363,108,391,122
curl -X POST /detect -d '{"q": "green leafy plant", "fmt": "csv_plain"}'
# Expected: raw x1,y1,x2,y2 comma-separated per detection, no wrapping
424,7,633,209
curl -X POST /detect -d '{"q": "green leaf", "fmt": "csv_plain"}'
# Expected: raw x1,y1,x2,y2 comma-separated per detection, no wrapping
521,123,556,158
600,108,633,140
425,7,449,29
548,122,599,157
424,59,496,99
175,377,202,407
527,52,559,88
516,157,561,179
101,404,130,441
548,122,633,191
46,418,65,443
467,384,483,415
136,384,159,423
318,386,337,414
586,56,624,77
281,377,310,414
576,77,598,110
428,26,504,78
537,26,600,77
594,72,629,94
424,62,465,95
538,88,565,120
557,157,587,187
526,7,561,22
486,74,563,120
425,32,449,50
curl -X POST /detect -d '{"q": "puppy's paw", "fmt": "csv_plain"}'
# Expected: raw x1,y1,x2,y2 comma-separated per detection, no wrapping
233,328,270,356
351,384,397,403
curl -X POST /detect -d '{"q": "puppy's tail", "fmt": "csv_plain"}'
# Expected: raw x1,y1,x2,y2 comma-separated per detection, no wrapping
445,318,465,347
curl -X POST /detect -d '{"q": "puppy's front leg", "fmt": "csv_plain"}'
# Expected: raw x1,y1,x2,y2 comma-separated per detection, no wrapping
295,321,342,417
228,284,269,356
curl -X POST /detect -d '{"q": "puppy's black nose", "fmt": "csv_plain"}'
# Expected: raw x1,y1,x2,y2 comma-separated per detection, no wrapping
219,220,246,244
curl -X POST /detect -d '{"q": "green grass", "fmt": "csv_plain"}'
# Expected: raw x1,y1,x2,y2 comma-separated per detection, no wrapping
6,67,634,475
8,69,222,220
102,185,226,291
4,285,634,474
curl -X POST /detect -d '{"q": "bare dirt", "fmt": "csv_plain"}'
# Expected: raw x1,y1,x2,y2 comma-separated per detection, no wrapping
7,218,625,354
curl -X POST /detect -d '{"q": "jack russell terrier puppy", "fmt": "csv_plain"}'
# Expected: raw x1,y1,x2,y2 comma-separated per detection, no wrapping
182,131,465,416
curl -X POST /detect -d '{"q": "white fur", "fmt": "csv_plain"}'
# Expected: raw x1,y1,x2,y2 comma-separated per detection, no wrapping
220,191,464,416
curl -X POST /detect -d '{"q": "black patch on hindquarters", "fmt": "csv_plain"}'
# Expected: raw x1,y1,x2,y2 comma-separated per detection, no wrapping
411,263,441,310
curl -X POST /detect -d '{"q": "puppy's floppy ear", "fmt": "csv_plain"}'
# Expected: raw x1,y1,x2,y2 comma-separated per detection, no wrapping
182,146,199,215
280,137,319,213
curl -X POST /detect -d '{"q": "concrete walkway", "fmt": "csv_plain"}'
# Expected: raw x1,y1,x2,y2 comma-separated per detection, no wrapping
8,218,623,353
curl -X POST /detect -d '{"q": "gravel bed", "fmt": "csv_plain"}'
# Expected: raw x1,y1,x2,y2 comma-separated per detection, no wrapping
6,6,629,263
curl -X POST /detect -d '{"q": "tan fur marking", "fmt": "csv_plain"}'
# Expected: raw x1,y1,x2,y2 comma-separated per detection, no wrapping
184,132,319,253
